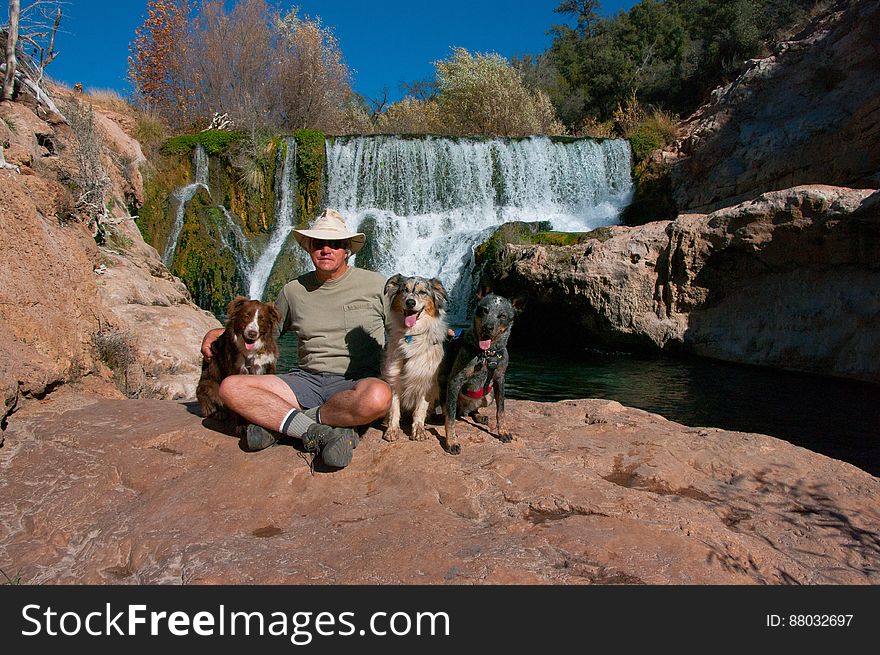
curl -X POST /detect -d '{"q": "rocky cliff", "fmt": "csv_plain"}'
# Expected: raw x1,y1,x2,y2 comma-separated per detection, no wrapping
482,186,879,382
1,390,877,584
668,0,880,212
0,93,219,430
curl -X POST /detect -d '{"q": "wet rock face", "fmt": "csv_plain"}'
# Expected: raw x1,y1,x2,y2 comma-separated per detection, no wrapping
1,392,877,584
669,0,880,212
483,186,880,382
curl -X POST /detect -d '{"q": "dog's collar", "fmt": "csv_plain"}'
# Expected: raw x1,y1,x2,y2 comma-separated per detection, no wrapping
480,348,504,369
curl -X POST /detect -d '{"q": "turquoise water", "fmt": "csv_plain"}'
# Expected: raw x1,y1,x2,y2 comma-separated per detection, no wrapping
277,334,879,476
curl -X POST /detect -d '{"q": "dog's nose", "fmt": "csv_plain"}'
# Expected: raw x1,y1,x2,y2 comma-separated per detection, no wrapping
405,298,416,309
245,329,259,340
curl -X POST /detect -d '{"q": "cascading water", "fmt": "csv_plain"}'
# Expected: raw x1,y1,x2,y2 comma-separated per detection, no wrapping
247,137,298,300
162,143,209,267
325,135,633,321
217,205,254,284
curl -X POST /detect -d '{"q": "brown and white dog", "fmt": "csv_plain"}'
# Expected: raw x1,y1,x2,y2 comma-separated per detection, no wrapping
196,296,281,419
382,274,449,443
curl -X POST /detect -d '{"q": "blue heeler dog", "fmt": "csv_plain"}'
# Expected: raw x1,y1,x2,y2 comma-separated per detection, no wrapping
439,293,517,455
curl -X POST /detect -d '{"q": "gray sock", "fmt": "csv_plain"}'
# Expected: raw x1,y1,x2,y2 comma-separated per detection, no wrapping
304,406,321,423
279,408,316,439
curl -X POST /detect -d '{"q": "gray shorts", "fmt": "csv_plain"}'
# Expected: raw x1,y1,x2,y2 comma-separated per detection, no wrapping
278,369,360,410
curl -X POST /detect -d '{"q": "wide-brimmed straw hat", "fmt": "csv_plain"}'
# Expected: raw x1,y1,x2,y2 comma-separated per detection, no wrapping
293,208,365,254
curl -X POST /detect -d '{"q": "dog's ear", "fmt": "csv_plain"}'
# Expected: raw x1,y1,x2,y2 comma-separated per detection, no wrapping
226,296,249,318
430,278,447,311
265,301,282,327
384,274,403,297
510,295,525,315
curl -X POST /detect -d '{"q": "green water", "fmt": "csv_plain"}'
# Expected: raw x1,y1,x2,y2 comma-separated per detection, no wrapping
277,333,879,476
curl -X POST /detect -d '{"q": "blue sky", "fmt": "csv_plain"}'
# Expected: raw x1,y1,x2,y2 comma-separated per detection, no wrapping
44,0,636,104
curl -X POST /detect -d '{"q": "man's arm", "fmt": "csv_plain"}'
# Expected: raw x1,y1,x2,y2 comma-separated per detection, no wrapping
201,327,225,359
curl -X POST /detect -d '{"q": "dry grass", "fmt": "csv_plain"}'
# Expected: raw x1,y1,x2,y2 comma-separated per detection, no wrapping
134,109,167,149
84,88,134,115
92,329,146,398
636,109,680,144
576,116,615,138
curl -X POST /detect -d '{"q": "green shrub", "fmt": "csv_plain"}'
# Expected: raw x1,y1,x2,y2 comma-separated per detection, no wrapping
160,130,244,156
293,129,325,220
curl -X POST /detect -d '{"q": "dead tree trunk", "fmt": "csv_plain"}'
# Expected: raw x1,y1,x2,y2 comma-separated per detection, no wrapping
3,0,20,101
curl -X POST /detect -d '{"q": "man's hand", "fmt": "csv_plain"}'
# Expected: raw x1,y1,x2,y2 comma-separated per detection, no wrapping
201,327,225,359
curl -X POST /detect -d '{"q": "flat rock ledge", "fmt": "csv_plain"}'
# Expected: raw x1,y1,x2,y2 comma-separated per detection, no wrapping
1,392,877,585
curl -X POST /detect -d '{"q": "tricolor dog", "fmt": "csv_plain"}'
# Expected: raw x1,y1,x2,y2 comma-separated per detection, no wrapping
382,274,449,443
439,293,516,455
196,296,281,419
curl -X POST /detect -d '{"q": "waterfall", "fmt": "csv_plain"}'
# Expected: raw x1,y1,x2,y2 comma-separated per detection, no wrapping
247,137,297,300
217,206,254,284
162,144,209,267
325,135,633,321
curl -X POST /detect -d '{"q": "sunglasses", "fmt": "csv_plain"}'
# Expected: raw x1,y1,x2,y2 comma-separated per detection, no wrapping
311,239,349,250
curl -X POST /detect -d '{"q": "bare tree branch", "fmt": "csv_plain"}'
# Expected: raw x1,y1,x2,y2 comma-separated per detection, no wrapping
3,0,21,101
368,86,389,115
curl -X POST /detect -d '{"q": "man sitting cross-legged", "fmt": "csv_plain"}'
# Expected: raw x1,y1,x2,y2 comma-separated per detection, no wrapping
201,209,392,469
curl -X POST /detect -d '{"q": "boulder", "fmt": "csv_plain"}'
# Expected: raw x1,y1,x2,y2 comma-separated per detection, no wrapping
482,186,880,382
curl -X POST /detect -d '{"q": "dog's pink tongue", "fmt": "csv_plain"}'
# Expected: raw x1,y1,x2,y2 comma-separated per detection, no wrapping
479,339,491,351
245,341,256,351
405,314,418,328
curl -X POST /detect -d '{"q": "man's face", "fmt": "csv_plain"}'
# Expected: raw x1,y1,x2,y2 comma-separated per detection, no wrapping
309,238,350,275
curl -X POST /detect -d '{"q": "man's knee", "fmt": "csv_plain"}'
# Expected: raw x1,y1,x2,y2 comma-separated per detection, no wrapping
359,379,392,419
218,375,243,404
219,374,266,405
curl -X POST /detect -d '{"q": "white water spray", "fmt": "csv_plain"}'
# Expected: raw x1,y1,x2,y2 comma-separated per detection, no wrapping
247,137,297,300
325,135,632,320
162,144,209,267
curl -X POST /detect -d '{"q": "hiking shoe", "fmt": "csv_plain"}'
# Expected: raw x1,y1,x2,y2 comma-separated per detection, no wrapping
246,424,280,451
301,423,359,468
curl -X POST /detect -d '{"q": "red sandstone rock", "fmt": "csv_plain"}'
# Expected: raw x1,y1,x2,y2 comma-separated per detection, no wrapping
0,94,219,426
0,392,876,584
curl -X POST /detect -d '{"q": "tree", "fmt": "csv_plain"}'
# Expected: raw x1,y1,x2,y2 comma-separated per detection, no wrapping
3,0,62,101
181,1,353,132
543,0,819,128
185,0,274,128
127,0,192,125
434,47,563,137
399,78,438,102
553,0,601,38
374,96,441,134
2,0,20,100
272,7,353,131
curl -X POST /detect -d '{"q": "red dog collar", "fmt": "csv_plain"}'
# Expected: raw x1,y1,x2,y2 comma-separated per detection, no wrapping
464,384,493,399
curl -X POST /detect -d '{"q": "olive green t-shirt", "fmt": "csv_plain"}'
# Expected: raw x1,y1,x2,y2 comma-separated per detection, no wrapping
275,267,389,378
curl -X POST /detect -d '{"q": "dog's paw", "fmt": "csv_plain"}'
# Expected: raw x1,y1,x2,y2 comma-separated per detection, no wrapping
471,413,489,426
383,426,403,442
411,424,430,442
441,437,461,455
497,430,513,443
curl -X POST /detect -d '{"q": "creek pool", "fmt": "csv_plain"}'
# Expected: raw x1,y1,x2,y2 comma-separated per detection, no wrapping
278,333,879,476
